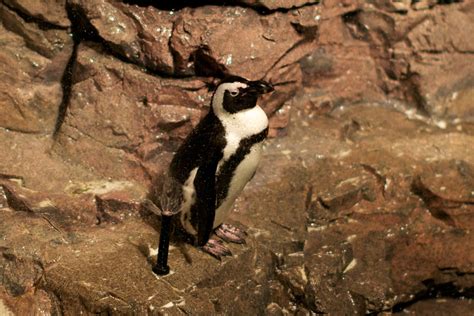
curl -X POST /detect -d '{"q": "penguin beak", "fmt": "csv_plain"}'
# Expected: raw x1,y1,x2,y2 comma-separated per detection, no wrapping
247,80,274,95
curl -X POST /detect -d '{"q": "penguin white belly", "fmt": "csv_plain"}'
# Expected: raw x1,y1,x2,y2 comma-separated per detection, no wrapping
213,142,263,227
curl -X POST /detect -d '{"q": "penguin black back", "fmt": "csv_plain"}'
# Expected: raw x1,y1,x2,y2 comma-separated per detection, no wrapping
169,110,226,184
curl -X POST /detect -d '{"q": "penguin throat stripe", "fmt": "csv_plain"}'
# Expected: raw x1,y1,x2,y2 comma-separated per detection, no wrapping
215,127,268,206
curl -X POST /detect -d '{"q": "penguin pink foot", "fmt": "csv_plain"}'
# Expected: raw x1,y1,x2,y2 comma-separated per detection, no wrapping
215,223,247,244
202,238,232,260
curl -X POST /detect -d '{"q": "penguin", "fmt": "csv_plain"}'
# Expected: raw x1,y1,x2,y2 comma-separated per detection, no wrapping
165,75,274,258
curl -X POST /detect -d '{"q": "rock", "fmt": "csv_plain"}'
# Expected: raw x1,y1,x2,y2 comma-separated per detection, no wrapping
3,95,474,314
304,0,474,121
1,0,474,314
169,5,314,79
412,0,437,10
0,3,73,134
69,0,176,74
237,0,319,11
3,0,70,27
0,3,72,60
69,1,318,80
53,42,209,181
398,3,474,119
0,288,54,316
234,105,474,314
390,0,412,12
300,1,387,105
395,298,474,315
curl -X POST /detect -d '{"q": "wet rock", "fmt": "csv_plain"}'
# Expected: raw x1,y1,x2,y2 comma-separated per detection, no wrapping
3,0,70,27
0,3,73,134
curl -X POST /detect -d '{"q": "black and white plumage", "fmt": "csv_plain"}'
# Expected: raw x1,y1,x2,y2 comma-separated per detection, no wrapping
167,75,274,255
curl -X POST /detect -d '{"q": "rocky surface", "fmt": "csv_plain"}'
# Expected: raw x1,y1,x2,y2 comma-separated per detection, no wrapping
1,0,474,314
0,2,73,134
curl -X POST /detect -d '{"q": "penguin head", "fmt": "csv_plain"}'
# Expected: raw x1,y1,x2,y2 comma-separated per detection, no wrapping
211,75,274,114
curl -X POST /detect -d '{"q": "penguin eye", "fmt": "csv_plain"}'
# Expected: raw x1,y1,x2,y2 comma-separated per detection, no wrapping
229,90,239,97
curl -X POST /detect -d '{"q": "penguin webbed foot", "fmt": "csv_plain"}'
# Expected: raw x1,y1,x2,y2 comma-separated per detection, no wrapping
215,223,247,244
201,239,232,260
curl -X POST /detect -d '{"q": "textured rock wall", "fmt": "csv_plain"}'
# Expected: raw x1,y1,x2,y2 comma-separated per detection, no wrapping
1,0,474,314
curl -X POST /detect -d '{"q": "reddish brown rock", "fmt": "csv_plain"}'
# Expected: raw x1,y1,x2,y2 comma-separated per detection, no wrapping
1,0,474,314
53,42,209,181
69,0,318,80
169,6,306,78
300,1,386,104
69,0,176,74
237,0,319,10
395,3,474,119
0,287,54,316
3,0,70,27
396,298,474,315
302,0,474,122
0,3,73,134
65,1,318,138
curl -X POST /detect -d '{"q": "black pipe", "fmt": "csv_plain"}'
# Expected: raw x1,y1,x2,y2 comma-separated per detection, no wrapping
153,215,172,275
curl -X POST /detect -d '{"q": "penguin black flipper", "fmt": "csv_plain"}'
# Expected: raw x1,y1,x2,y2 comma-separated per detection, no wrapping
169,111,226,246
193,153,220,246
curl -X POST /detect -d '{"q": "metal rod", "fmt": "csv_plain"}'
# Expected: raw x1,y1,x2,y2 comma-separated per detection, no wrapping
153,215,172,275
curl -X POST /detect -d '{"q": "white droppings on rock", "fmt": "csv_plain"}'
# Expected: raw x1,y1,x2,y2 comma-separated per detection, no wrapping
434,120,447,129
333,149,352,159
343,258,357,273
307,225,327,232
148,245,176,258
336,176,362,188
0,299,13,316
65,180,135,195
346,234,357,242
160,301,174,308
153,270,175,280
225,54,233,65
38,199,55,208
148,246,158,257
248,227,271,238
298,266,308,283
